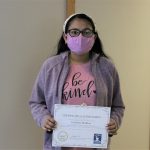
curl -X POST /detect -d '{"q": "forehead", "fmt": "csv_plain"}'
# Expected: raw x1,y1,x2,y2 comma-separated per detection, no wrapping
68,18,93,30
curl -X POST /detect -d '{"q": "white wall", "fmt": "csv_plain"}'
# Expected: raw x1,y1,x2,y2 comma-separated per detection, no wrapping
0,0,65,149
76,0,150,150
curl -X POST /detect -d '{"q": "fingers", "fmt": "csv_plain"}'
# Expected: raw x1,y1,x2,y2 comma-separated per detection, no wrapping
106,119,118,136
42,115,57,132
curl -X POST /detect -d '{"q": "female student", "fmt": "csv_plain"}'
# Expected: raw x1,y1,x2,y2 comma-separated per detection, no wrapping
29,13,125,150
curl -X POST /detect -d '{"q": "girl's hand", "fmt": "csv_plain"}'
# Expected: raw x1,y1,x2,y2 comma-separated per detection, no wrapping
107,118,118,136
41,115,57,132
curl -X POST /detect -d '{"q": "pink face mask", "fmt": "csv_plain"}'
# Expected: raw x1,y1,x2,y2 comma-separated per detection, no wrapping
66,34,95,55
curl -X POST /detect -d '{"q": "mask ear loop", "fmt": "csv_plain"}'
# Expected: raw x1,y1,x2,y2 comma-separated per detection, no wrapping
63,32,68,45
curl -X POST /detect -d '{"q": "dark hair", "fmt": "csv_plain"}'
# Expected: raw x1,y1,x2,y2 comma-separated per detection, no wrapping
57,13,108,58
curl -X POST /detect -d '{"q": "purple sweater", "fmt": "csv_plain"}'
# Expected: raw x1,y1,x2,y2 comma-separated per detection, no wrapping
29,52,125,150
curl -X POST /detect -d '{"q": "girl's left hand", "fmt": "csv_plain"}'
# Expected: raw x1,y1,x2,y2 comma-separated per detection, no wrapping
107,118,118,136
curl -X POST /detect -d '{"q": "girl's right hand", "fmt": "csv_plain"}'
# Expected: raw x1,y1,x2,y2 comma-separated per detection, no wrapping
41,115,57,132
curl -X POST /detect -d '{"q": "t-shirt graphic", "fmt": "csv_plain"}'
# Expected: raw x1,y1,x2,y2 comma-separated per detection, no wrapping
62,61,96,106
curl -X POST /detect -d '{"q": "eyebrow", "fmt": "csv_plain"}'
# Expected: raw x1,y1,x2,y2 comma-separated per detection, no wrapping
68,28,93,31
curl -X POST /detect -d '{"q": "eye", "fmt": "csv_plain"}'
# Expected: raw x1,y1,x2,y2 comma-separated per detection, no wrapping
82,29,93,37
68,29,80,37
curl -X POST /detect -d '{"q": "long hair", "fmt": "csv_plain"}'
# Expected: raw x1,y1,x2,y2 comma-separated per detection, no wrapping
57,14,108,58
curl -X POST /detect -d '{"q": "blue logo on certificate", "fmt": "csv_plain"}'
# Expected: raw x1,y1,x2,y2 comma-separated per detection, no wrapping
93,134,102,144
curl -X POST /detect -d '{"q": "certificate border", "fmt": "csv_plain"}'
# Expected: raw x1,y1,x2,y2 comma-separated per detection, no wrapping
52,104,110,148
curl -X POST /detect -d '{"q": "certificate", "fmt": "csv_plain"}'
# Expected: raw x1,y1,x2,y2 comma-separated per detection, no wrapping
52,104,110,148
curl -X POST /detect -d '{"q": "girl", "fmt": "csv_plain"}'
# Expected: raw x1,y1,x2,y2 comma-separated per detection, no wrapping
29,13,125,150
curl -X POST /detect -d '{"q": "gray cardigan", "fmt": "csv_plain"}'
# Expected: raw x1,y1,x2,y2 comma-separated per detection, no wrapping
29,52,125,150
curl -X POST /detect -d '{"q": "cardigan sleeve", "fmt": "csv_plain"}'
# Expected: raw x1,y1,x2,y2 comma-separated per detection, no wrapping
110,67,125,129
28,62,50,127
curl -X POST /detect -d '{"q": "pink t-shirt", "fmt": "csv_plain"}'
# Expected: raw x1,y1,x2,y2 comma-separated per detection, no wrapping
62,61,96,106
62,61,96,150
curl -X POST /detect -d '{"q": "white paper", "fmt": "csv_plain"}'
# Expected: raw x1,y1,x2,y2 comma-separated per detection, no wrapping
52,104,110,148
